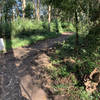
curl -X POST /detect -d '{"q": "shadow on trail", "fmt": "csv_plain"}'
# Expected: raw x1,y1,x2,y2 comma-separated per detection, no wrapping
0,22,28,100
0,29,73,100
13,33,72,100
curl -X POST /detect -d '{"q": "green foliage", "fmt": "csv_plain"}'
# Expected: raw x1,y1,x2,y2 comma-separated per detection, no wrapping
49,27,100,98
88,0,100,22
0,22,12,38
0,18,61,49
51,66,69,79
25,2,33,18
5,32,60,50
12,18,43,37
61,22,75,32
3,0,16,21
1,17,78,50
0,0,100,99
0,18,43,38
58,66,70,77
79,88,93,100
1,18,69,39
86,24,100,48
0,24,3,38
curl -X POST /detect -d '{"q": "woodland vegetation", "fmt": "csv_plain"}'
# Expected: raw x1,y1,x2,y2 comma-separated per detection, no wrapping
0,0,100,100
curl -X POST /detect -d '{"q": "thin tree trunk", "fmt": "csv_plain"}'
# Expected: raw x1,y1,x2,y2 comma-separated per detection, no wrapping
15,3,19,18
12,6,15,21
75,9,79,50
16,7,19,17
55,8,59,33
48,5,51,32
0,7,2,22
36,0,40,21
22,0,26,18
33,0,36,19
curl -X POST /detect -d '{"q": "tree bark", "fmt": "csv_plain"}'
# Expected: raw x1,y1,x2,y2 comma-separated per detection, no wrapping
33,0,36,19
15,3,20,17
0,7,2,22
48,5,51,32
22,0,26,18
75,9,79,46
36,0,40,21
74,9,79,53
12,6,15,21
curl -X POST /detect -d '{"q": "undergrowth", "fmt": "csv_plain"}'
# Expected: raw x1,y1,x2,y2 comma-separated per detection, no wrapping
49,25,100,100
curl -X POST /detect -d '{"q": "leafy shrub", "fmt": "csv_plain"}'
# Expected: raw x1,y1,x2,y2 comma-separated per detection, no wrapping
86,24,100,47
61,22,75,32
1,18,66,39
11,18,43,37
25,2,33,18
1,18,45,38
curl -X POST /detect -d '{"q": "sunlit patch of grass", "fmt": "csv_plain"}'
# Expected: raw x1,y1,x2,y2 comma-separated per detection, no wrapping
5,32,60,50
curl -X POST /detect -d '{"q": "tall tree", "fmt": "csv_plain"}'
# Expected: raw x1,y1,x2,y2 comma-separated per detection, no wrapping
46,0,80,47
3,0,16,22
33,0,36,19
48,5,51,31
15,3,20,17
36,0,40,21
0,0,3,22
45,0,99,48
41,0,52,31
25,2,33,19
22,0,26,18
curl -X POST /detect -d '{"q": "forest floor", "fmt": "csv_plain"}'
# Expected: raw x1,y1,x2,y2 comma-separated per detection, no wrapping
0,32,88,100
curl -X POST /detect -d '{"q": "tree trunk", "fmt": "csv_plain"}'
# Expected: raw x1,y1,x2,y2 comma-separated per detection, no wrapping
48,5,51,32
0,7,2,22
55,9,59,33
15,3,20,17
75,9,79,46
36,0,40,21
33,0,36,19
74,9,79,52
12,6,15,21
22,0,26,18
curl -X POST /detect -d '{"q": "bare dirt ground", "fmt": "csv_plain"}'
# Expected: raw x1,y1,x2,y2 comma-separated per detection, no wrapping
0,32,73,100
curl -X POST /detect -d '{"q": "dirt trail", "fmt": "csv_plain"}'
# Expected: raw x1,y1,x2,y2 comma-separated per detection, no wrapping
33,32,73,50
0,32,73,100
13,32,73,58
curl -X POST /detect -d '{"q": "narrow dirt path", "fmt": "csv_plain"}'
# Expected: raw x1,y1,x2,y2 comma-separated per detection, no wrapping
0,32,73,100
33,32,73,50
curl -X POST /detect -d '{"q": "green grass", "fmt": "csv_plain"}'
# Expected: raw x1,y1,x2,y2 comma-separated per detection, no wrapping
5,32,60,50
0,18,63,50
0,18,77,50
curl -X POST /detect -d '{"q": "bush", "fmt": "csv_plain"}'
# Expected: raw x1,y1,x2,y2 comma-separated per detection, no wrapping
0,18,46,38
61,22,75,32
0,17,76,39
11,18,44,37
1,18,66,39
